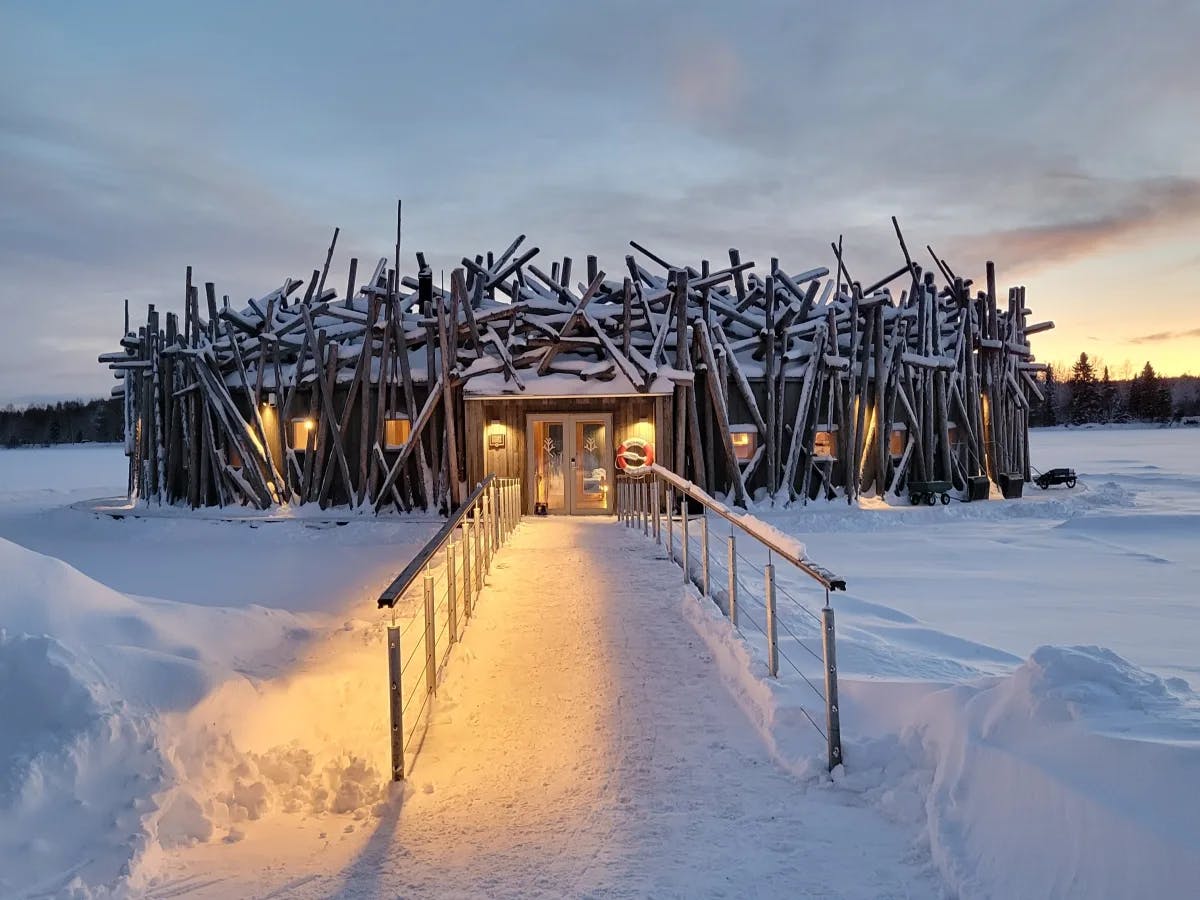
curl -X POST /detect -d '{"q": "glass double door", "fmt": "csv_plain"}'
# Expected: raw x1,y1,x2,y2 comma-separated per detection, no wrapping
528,413,613,515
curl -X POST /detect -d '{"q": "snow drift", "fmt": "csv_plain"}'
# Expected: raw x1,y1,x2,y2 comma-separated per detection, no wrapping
906,645,1200,899
0,536,388,897
684,587,1200,900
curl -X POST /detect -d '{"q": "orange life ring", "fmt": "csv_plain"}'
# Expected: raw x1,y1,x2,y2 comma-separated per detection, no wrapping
616,438,654,473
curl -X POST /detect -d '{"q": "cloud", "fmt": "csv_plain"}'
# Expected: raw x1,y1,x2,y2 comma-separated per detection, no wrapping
1128,326,1200,345
949,176,1200,274
3,0,1200,399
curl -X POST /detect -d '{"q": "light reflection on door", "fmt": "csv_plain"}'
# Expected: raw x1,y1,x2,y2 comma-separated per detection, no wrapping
528,414,613,514
574,420,609,512
532,420,566,513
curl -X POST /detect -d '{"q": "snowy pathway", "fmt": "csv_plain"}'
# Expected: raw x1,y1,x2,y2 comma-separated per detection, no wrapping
139,516,937,898
290,517,936,898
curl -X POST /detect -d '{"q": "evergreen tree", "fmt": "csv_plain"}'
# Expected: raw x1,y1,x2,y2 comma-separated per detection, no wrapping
1099,366,1119,423
1129,362,1172,421
1068,352,1100,424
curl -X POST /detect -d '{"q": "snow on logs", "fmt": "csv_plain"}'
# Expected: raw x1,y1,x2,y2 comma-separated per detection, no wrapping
103,206,1050,512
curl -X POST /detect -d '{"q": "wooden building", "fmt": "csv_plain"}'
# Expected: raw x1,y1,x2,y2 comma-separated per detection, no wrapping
101,205,1053,515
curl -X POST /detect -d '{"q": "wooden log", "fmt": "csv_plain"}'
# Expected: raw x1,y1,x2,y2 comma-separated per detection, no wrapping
438,288,462,508
713,324,767,436
764,275,778,497
695,322,748,506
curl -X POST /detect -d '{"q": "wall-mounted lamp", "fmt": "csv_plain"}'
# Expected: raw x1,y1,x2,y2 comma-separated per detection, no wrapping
488,418,506,450
384,415,411,450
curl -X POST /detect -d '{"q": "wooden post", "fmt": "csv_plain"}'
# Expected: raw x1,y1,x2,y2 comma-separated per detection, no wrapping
700,512,709,598
764,275,778,498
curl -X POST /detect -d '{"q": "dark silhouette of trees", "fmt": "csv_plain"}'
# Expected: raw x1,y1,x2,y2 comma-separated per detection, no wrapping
1127,362,1173,422
0,397,123,447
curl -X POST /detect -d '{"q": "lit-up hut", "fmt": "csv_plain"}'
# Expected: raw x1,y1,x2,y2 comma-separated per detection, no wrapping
100,204,1053,514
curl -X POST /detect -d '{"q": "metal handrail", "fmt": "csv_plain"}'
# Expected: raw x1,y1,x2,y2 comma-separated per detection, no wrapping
379,474,523,781
379,474,498,608
615,466,844,772
648,464,846,592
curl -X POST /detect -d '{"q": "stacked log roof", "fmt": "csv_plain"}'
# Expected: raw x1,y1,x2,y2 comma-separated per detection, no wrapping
101,204,1053,512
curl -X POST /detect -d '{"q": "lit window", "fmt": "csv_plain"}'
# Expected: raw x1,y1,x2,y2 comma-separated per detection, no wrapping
289,418,316,450
730,427,757,462
888,425,906,458
228,443,243,469
814,428,837,459
384,416,411,450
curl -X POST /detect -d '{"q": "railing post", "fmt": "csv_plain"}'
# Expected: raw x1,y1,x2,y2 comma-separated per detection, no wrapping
462,520,474,618
680,497,689,585
617,479,623,522
642,479,650,536
482,492,491,570
727,527,738,628
822,594,843,771
666,486,675,563
387,625,404,781
501,482,509,540
700,513,710,598
474,505,483,594
653,480,661,544
447,538,458,645
508,481,515,535
491,483,501,549
764,561,778,677
423,572,437,692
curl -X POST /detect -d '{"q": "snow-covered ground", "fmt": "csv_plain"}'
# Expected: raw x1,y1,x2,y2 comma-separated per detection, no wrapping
0,431,1197,898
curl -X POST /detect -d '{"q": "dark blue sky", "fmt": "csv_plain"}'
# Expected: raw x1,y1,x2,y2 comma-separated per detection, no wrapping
3,0,1199,401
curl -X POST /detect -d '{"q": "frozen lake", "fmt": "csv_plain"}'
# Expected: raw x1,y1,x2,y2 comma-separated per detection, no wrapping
759,425,1200,685
0,430,1197,898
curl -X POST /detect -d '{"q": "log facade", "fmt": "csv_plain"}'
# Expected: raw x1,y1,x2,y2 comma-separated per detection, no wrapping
101,205,1053,514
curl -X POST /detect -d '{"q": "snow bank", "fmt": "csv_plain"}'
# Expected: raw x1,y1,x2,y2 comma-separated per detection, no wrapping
682,583,1200,898
900,645,1200,899
0,536,380,897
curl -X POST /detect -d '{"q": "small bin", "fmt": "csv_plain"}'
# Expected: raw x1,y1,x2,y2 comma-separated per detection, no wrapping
998,472,1024,499
965,475,990,502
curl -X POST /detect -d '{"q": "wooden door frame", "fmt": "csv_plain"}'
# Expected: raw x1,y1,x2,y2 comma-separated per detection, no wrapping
525,412,614,515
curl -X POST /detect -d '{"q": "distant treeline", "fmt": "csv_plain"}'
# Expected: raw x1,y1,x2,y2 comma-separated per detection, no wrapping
0,398,123,448
1031,355,1200,427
